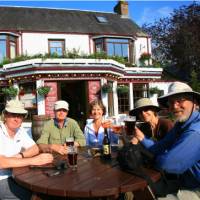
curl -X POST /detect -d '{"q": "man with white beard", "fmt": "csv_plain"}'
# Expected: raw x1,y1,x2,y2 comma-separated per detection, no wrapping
133,82,200,200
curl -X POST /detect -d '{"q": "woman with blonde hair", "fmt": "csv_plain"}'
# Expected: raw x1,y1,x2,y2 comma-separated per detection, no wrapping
84,99,119,147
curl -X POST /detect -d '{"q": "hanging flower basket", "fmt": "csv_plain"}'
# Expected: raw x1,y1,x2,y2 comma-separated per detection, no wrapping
117,85,129,94
37,86,51,96
139,52,151,61
149,87,163,96
2,86,18,98
101,83,113,93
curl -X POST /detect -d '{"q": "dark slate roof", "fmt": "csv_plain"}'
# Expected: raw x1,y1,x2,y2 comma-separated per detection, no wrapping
0,6,147,36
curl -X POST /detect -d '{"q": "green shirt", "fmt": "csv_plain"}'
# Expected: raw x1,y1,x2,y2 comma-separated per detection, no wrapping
36,118,86,146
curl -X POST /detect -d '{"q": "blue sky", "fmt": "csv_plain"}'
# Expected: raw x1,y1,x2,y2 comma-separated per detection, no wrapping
0,1,195,26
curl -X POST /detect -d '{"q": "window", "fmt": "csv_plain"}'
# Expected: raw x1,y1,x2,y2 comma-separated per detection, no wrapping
48,39,65,56
118,92,129,113
0,34,17,62
94,38,130,61
133,84,149,103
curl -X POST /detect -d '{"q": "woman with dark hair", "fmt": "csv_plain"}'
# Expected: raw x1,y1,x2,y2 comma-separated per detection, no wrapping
130,98,174,144
84,99,119,147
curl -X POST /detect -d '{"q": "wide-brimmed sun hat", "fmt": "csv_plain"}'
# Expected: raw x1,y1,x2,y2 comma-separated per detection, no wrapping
129,98,160,116
158,81,200,108
54,100,69,111
4,100,27,114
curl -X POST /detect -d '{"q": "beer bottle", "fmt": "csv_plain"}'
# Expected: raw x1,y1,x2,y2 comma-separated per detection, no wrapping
102,128,111,159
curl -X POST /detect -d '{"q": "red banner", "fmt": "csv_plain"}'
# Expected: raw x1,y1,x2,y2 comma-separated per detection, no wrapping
88,81,101,103
45,82,58,118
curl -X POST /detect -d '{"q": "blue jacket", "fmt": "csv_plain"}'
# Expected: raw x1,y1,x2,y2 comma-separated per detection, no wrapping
142,111,200,189
84,121,119,147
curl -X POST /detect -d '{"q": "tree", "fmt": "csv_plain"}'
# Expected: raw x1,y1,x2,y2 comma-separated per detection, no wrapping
142,2,200,81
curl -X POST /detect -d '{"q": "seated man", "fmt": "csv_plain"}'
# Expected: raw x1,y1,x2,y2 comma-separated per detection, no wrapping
37,100,86,154
0,100,53,200
134,82,200,199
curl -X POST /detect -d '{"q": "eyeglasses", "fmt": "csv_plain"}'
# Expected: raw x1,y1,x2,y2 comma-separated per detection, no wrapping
168,95,192,106
7,113,25,119
56,109,68,112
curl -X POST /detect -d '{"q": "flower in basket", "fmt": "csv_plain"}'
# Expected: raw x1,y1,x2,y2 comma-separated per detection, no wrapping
102,83,113,93
2,86,18,98
37,86,51,96
139,52,151,61
117,85,129,94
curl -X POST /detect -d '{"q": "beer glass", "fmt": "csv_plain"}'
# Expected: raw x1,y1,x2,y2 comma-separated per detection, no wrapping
68,146,78,171
124,116,136,136
66,137,74,153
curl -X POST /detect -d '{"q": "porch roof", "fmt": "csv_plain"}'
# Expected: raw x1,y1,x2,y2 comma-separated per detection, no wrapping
1,59,162,82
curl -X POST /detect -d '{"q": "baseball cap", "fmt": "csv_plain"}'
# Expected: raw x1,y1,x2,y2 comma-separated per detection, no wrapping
54,100,69,111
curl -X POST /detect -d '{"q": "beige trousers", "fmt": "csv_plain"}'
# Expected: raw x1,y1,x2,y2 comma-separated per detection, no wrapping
158,188,200,200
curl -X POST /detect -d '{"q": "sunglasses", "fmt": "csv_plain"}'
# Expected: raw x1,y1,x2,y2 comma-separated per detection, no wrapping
6,112,26,119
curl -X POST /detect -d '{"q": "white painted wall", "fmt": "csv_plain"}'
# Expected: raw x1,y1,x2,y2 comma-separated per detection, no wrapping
135,37,151,66
22,33,90,55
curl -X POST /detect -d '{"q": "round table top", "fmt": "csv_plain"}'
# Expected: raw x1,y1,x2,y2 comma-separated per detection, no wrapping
13,149,160,198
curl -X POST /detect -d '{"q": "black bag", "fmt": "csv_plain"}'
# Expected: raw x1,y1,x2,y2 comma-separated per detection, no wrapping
117,142,180,199
117,142,154,171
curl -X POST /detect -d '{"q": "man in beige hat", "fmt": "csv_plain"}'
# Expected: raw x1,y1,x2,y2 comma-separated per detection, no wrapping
37,100,86,154
138,82,200,199
0,100,53,199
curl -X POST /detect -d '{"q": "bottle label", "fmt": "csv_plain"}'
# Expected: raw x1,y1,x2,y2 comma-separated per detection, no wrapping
103,145,110,155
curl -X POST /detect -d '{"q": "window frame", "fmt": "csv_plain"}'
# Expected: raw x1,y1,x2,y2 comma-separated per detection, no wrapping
48,39,65,56
0,34,17,61
94,37,131,62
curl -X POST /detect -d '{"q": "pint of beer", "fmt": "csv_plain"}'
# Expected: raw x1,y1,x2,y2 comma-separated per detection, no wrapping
124,116,136,136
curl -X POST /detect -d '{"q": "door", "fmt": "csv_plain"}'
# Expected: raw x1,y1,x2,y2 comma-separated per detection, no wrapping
60,81,87,130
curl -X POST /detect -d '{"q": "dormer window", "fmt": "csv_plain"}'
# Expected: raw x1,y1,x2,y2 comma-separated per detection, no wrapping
96,16,108,23
0,34,17,62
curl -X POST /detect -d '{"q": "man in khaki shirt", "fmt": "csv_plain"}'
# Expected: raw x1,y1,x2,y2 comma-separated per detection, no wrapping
37,100,86,155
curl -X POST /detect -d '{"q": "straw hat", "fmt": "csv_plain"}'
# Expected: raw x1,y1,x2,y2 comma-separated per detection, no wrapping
54,100,69,111
158,82,200,108
129,98,160,116
4,100,27,114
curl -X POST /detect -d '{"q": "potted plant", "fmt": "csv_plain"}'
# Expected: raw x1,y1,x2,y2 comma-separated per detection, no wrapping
139,52,151,61
37,86,51,96
2,86,18,98
149,87,163,96
117,85,129,94
101,83,113,93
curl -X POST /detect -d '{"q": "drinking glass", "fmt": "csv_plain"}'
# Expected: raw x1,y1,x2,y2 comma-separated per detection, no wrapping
124,116,136,136
101,116,113,129
66,137,74,153
67,146,78,171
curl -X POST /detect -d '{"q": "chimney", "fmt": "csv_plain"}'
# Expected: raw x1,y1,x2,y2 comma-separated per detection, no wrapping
114,0,129,18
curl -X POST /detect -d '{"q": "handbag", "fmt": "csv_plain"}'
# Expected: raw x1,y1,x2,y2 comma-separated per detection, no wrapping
117,142,180,199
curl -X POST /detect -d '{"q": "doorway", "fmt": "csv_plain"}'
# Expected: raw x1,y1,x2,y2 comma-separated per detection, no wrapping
60,81,87,130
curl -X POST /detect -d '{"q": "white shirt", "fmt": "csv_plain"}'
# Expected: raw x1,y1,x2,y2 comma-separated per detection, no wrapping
0,122,35,180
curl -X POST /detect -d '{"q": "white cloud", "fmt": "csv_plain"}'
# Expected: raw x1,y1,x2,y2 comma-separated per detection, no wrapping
137,6,173,26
